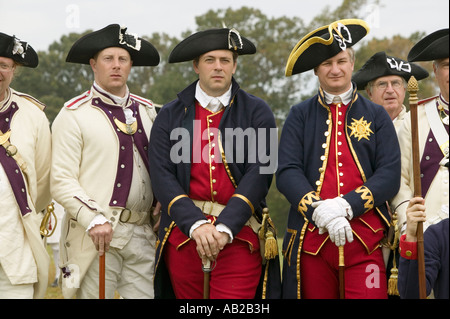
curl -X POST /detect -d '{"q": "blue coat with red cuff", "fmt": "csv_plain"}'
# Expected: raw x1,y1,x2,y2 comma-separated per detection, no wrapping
398,218,449,299
148,78,281,298
276,84,401,298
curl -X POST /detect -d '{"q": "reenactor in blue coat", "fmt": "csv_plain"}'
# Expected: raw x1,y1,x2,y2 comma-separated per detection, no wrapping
277,19,401,298
148,28,281,299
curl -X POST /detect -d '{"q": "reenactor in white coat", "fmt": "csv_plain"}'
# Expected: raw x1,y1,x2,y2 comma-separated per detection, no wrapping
391,28,449,234
51,24,160,299
0,32,52,298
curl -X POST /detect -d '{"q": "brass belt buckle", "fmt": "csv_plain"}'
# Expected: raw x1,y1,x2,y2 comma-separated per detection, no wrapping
120,208,131,223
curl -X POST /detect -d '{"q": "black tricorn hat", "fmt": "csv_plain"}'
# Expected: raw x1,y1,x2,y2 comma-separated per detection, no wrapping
0,32,38,68
66,24,160,66
408,28,449,62
168,28,256,63
352,51,429,90
285,19,369,76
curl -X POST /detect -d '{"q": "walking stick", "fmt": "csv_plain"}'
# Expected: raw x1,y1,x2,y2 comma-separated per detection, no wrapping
202,259,211,299
99,254,105,299
338,246,345,299
408,76,427,299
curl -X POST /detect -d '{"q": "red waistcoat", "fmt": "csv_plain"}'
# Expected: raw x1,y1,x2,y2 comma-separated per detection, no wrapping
303,102,385,255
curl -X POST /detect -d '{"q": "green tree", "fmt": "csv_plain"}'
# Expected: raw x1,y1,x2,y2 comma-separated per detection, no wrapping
9,0,439,239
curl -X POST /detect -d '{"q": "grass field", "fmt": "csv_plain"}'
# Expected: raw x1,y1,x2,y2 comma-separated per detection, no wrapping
44,245,64,299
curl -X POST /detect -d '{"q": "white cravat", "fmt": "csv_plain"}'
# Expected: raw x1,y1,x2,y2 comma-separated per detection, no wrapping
323,85,353,105
195,82,232,113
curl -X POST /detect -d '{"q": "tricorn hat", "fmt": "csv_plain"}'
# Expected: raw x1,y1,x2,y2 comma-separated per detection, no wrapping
352,51,429,90
168,28,256,63
408,28,449,62
66,24,160,66
0,32,38,68
285,19,369,76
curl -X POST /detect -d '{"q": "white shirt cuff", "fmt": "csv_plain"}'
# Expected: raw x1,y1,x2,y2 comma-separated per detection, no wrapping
86,214,110,232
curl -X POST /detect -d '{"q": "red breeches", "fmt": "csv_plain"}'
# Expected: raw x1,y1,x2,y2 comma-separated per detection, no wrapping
164,228,262,299
300,238,387,299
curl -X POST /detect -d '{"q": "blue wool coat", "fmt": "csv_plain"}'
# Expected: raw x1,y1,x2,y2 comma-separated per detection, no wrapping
276,84,401,298
399,218,449,299
148,78,281,298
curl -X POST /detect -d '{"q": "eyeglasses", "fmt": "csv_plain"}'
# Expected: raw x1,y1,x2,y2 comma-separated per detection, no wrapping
0,63,14,72
373,80,404,90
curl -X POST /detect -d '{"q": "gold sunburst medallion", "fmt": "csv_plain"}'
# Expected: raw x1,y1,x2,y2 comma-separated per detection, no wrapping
348,117,373,141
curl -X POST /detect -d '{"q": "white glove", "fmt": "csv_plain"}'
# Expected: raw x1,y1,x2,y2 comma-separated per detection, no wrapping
324,216,353,246
311,196,353,229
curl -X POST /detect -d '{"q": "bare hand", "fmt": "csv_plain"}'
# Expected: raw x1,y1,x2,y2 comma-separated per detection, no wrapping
191,223,229,261
152,201,162,232
405,197,426,242
88,222,113,256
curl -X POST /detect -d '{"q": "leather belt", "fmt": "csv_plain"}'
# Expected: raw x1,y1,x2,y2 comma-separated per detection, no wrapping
119,208,150,225
191,199,261,233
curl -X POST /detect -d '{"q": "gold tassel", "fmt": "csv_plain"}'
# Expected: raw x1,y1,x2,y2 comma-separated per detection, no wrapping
258,207,279,260
387,209,400,296
388,266,400,296
258,208,269,240
264,230,278,260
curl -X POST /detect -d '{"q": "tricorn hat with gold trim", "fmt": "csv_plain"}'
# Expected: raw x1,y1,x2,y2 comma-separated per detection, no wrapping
285,19,369,76
66,24,160,66
0,32,38,68
407,28,449,62
168,28,256,63
353,51,429,90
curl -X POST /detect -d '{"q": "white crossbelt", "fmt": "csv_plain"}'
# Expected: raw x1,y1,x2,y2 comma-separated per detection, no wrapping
426,100,449,158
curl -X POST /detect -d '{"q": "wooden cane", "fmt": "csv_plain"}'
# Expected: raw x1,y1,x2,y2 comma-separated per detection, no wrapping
408,76,427,299
338,245,345,299
203,259,211,299
99,254,105,299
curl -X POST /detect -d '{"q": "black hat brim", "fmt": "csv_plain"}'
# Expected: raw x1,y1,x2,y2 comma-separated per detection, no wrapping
353,51,429,90
168,28,256,63
66,24,159,66
286,19,369,76
0,32,38,68
408,28,449,62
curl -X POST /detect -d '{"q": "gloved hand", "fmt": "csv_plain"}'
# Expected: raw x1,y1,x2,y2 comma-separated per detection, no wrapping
311,196,353,229
321,216,353,246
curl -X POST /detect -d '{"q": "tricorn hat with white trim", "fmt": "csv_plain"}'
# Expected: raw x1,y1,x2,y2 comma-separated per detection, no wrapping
285,19,369,76
66,24,160,66
353,51,429,90
168,28,256,63
0,32,38,68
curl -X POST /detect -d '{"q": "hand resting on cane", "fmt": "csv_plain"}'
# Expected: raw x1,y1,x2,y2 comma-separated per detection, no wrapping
88,219,113,256
192,223,230,262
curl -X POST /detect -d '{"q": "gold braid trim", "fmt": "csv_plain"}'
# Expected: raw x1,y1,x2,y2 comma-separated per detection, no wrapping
231,194,254,214
297,191,321,218
153,221,175,280
297,220,309,299
218,131,238,188
167,194,189,216
354,185,374,212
